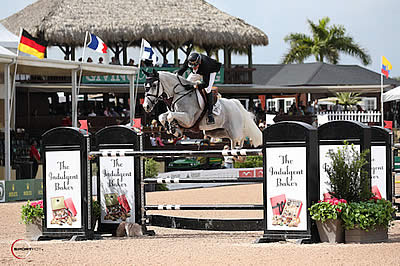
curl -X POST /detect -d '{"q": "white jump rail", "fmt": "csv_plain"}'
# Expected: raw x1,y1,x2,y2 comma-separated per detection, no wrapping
89,149,263,158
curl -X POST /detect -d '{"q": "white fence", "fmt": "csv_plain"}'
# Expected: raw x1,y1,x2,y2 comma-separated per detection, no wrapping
317,111,381,125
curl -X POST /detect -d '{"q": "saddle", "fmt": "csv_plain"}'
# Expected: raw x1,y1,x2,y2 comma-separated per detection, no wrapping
188,88,219,132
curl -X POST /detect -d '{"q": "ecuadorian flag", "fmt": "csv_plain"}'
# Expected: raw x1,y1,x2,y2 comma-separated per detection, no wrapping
381,56,392,78
18,29,48,59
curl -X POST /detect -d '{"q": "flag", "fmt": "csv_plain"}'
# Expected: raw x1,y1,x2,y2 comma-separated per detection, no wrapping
87,33,108,54
384,120,393,130
79,120,88,133
141,39,158,64
132,118,141,129
18,29,48,59
381,56,392,78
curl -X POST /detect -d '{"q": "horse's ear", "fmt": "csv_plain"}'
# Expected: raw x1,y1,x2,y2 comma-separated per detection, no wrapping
152,68,158,77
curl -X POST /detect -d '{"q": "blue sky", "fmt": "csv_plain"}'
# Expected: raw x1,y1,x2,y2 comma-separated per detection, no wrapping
2,0,399,77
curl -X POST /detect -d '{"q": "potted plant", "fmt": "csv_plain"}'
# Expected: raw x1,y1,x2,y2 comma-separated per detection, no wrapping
21,200,44,240
323,142,395,243
341,199,395,243
309,198,347,243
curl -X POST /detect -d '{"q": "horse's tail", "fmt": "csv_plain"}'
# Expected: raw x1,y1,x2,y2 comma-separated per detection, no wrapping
231,99,263,147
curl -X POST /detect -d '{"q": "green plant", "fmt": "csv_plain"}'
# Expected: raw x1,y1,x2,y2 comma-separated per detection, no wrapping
145,158,167,191
309,198,347,222
234,156,263,168
341,200,395,231
92,200,101,219
145,158,160,178
21,200,44,224
325,142,372,202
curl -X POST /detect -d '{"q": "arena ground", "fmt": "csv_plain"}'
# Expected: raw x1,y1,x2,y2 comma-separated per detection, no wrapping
1,183,400,265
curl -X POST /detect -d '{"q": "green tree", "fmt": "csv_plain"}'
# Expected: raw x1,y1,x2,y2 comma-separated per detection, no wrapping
282,17,371,66
336,92,361,110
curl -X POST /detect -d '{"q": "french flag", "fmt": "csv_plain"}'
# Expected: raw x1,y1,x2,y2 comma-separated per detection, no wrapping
87,33,108,54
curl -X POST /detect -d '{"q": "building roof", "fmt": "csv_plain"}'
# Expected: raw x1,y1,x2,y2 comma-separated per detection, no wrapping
253,62,400,87
1,0,268,49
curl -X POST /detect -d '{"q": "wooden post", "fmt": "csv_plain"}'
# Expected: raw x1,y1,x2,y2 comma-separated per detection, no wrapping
174,46,179,66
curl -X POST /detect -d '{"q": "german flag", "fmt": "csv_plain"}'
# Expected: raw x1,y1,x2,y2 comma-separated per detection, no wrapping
18,29,48,59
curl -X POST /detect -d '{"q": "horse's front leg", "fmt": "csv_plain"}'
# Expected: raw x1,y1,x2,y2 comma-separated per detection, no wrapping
166,111,194,138
158,112,171,133
166,111,195,128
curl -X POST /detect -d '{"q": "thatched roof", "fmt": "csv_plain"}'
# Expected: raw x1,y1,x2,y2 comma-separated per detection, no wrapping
1,0,268,49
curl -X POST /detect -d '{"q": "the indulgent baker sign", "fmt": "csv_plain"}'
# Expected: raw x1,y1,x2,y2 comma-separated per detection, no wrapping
100,151,135,224
45,150,81,228
266,147,307,231
371,146,386,199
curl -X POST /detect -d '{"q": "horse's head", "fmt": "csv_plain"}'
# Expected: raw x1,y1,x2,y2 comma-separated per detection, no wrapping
142,69,161,113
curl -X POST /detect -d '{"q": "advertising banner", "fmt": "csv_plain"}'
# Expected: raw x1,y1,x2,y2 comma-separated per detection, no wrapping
266,147,307,231
100,153,135,224
371,146,387,199
45,150,82,229
0,180,4,203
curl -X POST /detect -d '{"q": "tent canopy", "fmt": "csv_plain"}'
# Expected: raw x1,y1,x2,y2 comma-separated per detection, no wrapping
383,86,400,102
0,23,18,49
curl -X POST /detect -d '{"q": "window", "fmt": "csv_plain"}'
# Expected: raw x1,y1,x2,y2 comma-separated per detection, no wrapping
362,97,376,111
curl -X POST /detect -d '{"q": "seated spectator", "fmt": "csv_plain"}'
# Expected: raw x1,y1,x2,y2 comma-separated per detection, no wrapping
98,57,104,64
110,108,120,117
104,107,111,117
150,133,157,147
155,134,165,147
88,109,96,117
87,57,93,63
61,115,72,126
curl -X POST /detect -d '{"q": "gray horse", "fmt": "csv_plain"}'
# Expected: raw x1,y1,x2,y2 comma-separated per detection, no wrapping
142,69,262,148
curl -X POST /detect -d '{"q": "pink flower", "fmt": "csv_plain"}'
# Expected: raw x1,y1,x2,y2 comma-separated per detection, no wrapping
333,199,339,205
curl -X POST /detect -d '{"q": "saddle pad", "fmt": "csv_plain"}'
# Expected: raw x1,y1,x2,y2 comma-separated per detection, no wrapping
195,89,221,116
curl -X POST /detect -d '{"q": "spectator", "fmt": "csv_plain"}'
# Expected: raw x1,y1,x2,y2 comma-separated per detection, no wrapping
61,115,72,126
150,133,157,147
30,139,41,179
356,105,364,112
88,109,96,117
223,145,234,168
110,107,120,117
87,57,93,63
98,57,104,64
333,100,342,111
128,59,135,66
306,101,314,115
104,107,111,117
155,134,165,147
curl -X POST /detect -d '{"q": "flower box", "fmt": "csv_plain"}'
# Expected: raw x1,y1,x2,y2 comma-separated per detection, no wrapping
316,219,344,243
345,226,388,244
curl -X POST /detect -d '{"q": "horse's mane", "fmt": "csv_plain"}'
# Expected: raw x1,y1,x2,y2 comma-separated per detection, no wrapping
159,71,196,86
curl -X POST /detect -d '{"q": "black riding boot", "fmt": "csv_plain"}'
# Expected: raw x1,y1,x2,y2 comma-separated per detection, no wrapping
206,93,215,125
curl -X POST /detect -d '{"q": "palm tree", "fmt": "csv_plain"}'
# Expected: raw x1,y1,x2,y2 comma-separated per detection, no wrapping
282,17,371,66
336,92,361,110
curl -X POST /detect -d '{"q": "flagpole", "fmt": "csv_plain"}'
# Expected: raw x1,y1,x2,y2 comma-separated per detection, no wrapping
9,28,23,123
381,56,384,127
132,39,144,125
77,31,88,96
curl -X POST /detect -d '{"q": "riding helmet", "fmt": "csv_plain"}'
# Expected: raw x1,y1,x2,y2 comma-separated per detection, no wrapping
188,52,201,67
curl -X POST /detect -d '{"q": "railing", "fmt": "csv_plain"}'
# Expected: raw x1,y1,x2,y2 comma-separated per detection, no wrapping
224,67,255,84
317,111,381,124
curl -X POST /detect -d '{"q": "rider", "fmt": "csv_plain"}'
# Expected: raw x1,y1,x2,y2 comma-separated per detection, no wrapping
177,52,222,125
